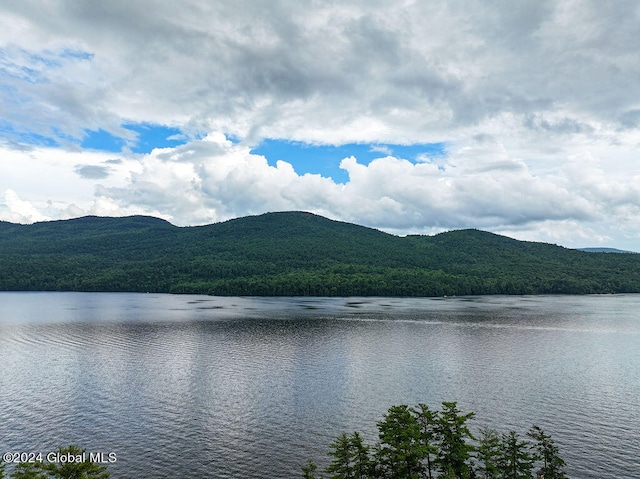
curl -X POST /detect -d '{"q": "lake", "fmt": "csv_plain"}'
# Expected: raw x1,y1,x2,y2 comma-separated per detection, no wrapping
0,292,639,478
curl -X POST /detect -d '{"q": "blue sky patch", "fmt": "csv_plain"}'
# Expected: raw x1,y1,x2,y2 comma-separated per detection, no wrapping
250,140,447,183
81,129,127,152
80,123,187,153
124,123,187,153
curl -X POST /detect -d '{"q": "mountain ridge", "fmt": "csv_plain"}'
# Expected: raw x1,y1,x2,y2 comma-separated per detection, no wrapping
1,211,639,296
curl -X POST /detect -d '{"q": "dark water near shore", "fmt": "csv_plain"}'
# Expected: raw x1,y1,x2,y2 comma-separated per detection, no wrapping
0,292,639,478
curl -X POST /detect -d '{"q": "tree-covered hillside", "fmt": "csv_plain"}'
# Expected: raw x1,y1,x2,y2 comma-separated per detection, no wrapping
1,211,639,296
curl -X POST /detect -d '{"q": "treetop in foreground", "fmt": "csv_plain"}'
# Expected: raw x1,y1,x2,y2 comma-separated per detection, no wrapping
0,446,109,479
303,401,567,479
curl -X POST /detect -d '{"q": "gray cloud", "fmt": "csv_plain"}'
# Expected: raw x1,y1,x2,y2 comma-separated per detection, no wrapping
2,0,637,143
74,164,111,179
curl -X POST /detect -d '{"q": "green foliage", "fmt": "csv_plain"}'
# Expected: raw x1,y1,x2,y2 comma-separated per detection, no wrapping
301,460,321,479
9,461,46,479
375,405,426,478
527,426,567,479
326,432,372,479
2,211,640,296
40,446,109,479
4,447,109,479
497,431,535,479
304,403,566,479
476,428,501,479
434,402,476,478
413,404,439,479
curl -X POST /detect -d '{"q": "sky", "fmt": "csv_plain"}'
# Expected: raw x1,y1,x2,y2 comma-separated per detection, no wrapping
1,1,640,251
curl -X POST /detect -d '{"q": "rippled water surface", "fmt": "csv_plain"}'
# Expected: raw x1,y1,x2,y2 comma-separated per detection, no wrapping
1,293,639,478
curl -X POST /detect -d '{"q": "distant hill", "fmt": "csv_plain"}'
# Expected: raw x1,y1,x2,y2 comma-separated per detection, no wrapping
2,211,640,296
577,247,637,254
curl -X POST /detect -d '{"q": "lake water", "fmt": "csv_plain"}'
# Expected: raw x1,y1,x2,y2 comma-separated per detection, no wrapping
0,292,639,478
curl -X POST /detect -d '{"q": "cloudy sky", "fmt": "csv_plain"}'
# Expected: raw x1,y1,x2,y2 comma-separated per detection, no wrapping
2,1,640,250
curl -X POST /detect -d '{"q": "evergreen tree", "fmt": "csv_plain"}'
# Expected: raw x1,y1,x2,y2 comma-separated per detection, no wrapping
38,446,109,479
497,431,534,479
434,402,476,479
325,432,372,479
9,462,46,479
413,403,439,479
375,405,426,479
326,434,354,479
302,460,322,479
302,403,568,479
527,426,566,479
475,427,501,479
350,432,372,479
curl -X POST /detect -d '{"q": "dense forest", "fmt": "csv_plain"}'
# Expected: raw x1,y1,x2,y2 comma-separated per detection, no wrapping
1,211,639,296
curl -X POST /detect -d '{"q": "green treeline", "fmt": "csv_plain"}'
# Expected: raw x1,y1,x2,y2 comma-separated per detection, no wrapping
303,402,567,479
1,211,640,296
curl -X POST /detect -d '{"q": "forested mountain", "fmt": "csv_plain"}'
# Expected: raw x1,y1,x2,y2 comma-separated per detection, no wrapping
1,211,639,296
